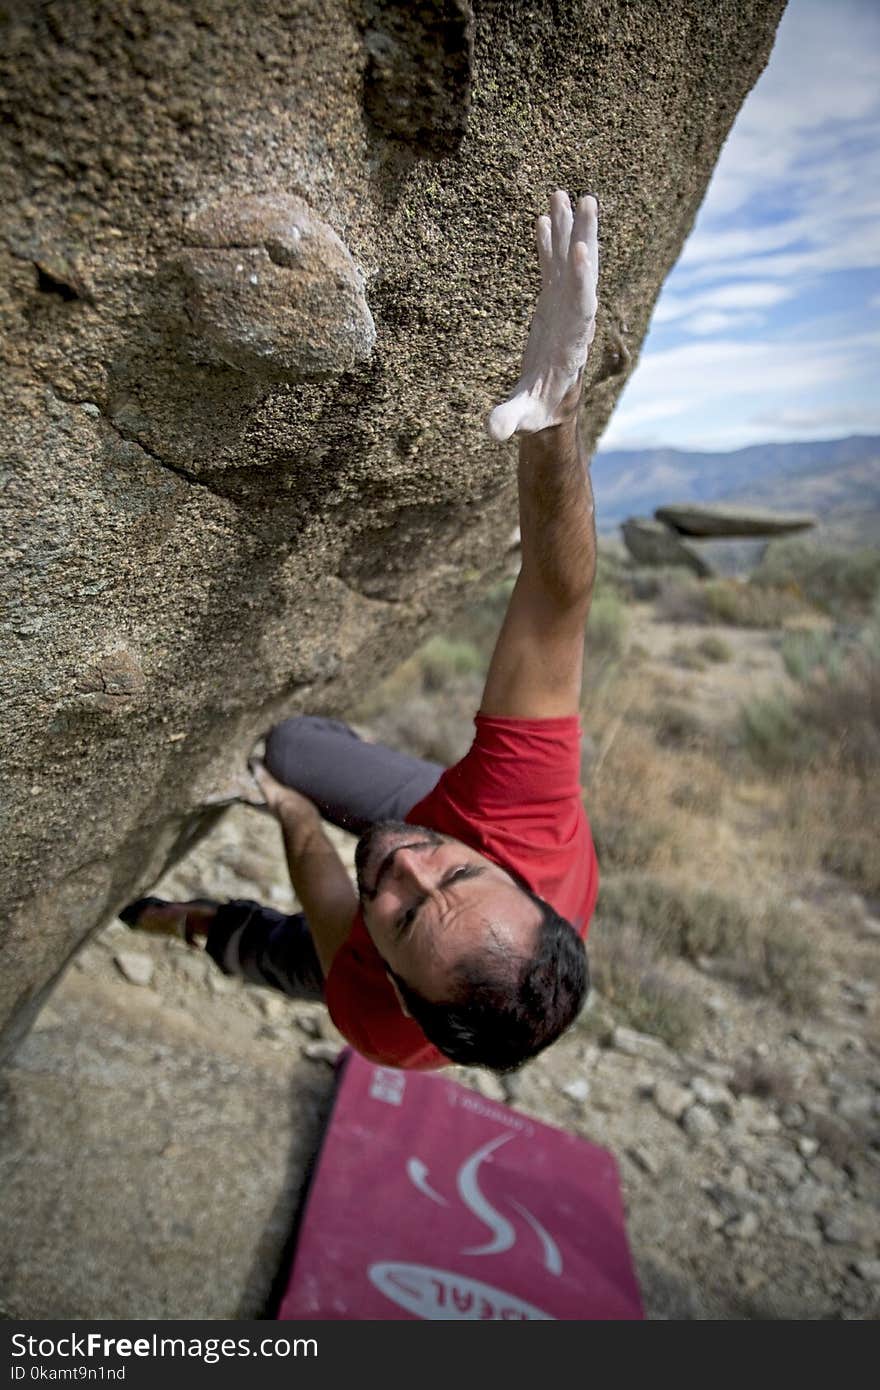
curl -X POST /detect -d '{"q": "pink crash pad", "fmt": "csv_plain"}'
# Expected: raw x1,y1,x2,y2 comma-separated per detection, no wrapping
277,1050,643,1321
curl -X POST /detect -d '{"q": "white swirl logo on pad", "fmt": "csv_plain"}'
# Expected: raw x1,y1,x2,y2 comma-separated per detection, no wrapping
405,1134,563,1274
369,1263,554,1321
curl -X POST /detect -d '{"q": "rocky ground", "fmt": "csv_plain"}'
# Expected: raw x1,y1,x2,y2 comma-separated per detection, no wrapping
1,596,879,1321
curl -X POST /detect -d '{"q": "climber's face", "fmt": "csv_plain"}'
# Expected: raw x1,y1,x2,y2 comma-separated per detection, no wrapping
354,820,541,1003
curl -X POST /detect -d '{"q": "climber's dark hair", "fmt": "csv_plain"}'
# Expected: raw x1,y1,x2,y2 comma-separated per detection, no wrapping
387,888,589,1073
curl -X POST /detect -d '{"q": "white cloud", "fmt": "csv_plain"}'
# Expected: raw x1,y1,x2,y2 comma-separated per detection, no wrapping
697,0,880,220
679,311,760,337
653,280,793,325
603,0,880,450
599,328,880,451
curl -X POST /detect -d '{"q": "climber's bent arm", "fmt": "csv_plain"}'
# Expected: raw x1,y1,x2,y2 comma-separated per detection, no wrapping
251,767,357,976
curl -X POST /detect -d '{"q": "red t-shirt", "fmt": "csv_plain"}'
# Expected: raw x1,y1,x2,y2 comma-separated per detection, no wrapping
324,713,599,1070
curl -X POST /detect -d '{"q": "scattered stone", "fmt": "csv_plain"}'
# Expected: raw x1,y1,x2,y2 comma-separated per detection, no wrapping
303,1040,343,1065
767,1151,804,1189
258,995,288,1023
836,1092,875,1124
471,1072,506,1103
691,1076,735,1114
798,1136,820,1159
113,951,154,987
612,1026,675,1065
501,1072,524,1105
728,1165,750,1195
653,1079,694,1122
781,1102,806,1129
294,1012,322,1039
820,1213,863,1247
789,1180,828,1215
627,1144,660,1177
725,1211,759,1240
100,920,131,943
682,1056,735,1085
257,1024,285,1043
174,954,208,985
851,1259,880,1284
737,1097,782,1136
808,1155,846,1188
682,1104,719,1140
562,1077,591,1104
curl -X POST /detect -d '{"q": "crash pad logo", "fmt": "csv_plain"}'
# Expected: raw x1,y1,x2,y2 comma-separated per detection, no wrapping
368,1263,553,1321
369,1133,562,1319
407,1133,563,1273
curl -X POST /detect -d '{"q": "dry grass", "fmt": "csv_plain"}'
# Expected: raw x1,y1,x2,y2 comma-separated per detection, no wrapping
697,633,733,663
670,642,708,672
754,539,880,618
741,648,880,776
585,919,703,1050
777,767,880,896
654,573,803,628
595,873,820,1014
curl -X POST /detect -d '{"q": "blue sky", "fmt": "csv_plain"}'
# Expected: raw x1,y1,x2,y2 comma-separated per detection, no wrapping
599,0,880,453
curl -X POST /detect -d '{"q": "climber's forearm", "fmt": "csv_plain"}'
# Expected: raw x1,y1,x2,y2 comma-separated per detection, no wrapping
275,802,358,977
517,412,596,614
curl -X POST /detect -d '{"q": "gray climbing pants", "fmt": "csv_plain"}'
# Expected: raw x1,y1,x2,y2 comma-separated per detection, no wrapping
204,716,444,1000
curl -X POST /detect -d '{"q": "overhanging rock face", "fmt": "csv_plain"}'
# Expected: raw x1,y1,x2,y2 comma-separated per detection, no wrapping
0,0,784,1055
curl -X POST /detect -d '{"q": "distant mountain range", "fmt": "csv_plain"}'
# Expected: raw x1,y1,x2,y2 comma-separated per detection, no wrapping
592,435,880,545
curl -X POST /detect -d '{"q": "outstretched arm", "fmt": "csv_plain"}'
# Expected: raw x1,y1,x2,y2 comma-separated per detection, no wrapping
250,761,358,976
480,190,599,720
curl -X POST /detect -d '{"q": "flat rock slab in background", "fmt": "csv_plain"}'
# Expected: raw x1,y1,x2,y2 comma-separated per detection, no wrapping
655,504,816,538
621,518,712,577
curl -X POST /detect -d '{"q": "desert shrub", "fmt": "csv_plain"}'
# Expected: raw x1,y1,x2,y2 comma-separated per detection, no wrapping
781,628,838,682
653,573,707,623
597,875,749,961
650,700,707,749
696,634,733,663
821,828,880,896
799,648,880,771
654,574,800,628
596,875,818,1013
587,591,629,660
434,577,516,662
776,765,880,897
670,642,707,671
740,692,823,770
743,608,880,773
591,815,671,871
594,546,631,600
702,578,801,628
757,907,821,1013
755,539,880,617
587,919,701,1049
416,636,484,692
363,686,479,765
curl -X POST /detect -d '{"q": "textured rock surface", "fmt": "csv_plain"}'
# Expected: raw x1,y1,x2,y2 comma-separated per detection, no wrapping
622,518,712,577
655,503,817,538
0,0,784,1054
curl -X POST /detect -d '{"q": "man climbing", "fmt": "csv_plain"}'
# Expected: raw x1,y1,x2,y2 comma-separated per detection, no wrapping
123,190,601,1073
